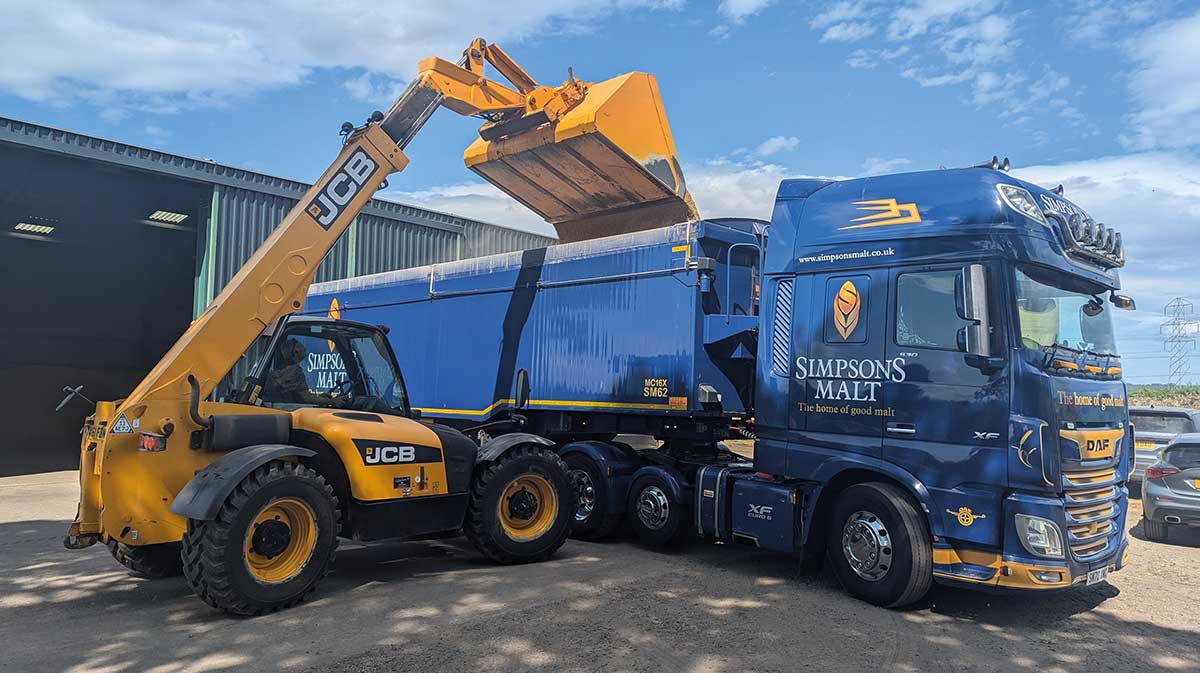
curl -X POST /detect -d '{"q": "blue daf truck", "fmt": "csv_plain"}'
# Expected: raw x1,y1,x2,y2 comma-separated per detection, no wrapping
306,162,1135,606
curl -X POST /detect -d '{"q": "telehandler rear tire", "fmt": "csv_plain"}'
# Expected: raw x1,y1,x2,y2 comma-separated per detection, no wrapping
182,460,338,616
465,446,574,564
108,541,183,578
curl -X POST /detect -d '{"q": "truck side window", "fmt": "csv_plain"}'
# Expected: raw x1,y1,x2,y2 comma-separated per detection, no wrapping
895,270,970,350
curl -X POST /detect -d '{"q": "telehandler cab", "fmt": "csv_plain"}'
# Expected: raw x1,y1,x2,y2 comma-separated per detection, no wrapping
61,38,693,614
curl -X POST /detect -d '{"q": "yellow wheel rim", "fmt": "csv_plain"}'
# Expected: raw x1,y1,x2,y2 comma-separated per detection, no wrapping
243,497,318,584
497,474,558,541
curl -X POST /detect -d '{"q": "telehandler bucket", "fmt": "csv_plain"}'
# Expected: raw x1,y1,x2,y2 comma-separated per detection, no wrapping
463,72,698,243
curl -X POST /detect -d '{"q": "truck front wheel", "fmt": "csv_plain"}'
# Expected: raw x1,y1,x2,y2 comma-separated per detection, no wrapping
827,482,932,608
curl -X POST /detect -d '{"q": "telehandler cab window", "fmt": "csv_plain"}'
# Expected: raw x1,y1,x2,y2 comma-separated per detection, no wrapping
255,324,409,416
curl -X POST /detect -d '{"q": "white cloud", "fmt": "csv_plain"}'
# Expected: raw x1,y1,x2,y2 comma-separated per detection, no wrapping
887,0,999,41
846,49,878,69
1120,11,1200,150
718,0,776,22
1062,0,1161,43
754,136,801,157
820,22,877,42
343,72,407,106
861,157,913,175
0,1,683,110
811,1,872,29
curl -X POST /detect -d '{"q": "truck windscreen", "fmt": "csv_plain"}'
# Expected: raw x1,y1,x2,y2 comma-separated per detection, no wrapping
1014,265,1118,356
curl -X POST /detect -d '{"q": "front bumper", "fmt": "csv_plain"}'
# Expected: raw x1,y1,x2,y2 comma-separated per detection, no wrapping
932,490,1130,591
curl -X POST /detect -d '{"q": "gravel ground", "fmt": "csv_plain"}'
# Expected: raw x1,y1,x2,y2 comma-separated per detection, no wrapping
1,470,1197,673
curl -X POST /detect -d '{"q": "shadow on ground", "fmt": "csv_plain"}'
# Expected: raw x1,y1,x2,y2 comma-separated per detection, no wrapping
3,515,1199,673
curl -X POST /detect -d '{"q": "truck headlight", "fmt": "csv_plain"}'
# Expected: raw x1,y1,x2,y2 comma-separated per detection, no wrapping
1015,514,1064,558
997,184,1048,225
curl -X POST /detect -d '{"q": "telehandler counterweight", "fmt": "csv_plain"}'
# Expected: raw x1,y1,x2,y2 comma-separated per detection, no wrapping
63,38,693,614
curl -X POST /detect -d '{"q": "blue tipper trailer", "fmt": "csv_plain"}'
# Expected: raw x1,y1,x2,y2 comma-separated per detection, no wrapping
308,219,763,429
309,166,1135,608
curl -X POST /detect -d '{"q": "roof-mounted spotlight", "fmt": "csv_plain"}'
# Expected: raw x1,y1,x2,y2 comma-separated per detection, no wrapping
1000,157,1010,171
1052,184,1064,196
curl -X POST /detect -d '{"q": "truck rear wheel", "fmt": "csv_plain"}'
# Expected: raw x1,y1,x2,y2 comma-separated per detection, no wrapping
827,482,932,608
627,474,686,546
565,453,623,540
108,540,183,578
182,461,338,615
464,446,574,564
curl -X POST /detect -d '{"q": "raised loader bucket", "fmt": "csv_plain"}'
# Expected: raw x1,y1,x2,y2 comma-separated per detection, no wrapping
464,72,698,243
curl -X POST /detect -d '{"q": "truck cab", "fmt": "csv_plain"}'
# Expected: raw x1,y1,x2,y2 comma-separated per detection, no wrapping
755,165,1133,595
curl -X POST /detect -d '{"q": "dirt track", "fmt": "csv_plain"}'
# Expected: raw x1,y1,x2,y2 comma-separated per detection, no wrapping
1,471,1197,673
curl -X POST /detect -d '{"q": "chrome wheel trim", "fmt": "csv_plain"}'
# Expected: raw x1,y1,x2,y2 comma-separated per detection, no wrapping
570,469,596,522
841,509,892,582
636,485,671,531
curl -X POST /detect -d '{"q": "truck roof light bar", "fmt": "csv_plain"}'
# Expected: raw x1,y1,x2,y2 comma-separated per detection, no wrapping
1044,211,1125,269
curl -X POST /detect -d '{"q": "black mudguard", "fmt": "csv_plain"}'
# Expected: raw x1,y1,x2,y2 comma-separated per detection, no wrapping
169,444,316,521
476,432,555,463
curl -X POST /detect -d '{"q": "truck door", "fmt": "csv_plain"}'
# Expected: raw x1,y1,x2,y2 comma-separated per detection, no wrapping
883,264,1009,546
787,270,890,472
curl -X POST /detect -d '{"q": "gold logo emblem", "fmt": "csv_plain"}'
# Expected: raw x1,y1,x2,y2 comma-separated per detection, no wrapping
947,506,986,527
841,198,922,230
833,280,861,340
326,298,341,351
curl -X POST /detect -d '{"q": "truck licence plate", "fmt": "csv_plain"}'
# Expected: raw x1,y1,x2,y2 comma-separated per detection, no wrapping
1086,567,1109,586
1134,440,1155,450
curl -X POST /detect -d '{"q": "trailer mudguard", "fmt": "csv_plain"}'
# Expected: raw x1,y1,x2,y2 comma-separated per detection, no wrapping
169,444,317,521
476,432,555,463
630,464,691,504
559,441,642,514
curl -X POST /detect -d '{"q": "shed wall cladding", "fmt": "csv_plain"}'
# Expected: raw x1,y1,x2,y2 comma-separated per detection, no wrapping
463,219,555,258
356,212,459,276
210,186,556,297
211,185,350,296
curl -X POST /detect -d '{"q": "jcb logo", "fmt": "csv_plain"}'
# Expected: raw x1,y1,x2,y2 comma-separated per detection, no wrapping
364,445,416,465
1085,438,1111,454
307,149,377,230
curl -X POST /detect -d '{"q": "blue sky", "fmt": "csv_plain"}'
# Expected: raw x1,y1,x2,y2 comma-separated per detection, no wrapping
2,1,1199,383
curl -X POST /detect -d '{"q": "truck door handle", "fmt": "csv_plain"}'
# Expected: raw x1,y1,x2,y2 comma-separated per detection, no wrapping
886,423,916,436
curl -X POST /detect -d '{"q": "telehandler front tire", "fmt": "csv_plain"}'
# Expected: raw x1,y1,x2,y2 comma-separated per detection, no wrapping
465,446,574,564
108,541,183,578
182,460,338,616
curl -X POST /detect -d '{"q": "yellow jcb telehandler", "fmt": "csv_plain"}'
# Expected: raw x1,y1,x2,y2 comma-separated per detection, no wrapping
60,38,695,614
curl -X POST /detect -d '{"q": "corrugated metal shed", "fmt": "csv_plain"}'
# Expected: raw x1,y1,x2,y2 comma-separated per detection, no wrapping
0,115,556,315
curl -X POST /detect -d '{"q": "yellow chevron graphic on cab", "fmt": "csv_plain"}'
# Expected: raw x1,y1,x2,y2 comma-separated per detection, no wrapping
841,198,922,229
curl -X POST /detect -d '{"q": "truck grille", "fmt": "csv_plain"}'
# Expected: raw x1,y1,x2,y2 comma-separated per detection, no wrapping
1062,467,1120,559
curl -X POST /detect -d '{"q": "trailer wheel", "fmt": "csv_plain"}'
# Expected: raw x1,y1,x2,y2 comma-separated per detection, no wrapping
108,541,183,578
627,474,686,546
182,461,338,616
827,482,932,608
465,446,574,564
1142,515,1169,542
564,453,623,540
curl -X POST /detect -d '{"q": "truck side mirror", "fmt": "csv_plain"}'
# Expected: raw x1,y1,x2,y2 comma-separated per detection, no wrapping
515,368,531,410
954,264,1000,370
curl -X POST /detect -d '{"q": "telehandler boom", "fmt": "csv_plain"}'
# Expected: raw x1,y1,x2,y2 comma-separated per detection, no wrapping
63,38,693,614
